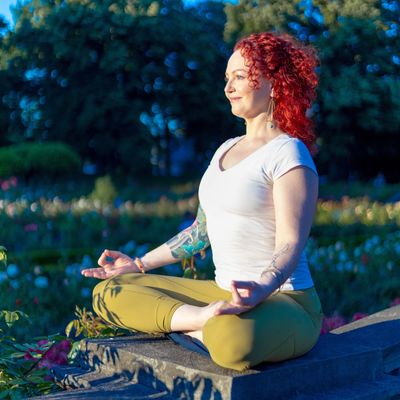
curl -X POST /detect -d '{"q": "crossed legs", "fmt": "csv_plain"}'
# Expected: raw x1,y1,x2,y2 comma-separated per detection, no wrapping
92,273,323,371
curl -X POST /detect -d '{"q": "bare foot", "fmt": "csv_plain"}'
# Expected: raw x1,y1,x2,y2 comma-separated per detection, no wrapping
198,300,227,328
170,300,228,332
185,330,203,342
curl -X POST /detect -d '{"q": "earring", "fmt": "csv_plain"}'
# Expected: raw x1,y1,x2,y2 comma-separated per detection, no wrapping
266,97,275,129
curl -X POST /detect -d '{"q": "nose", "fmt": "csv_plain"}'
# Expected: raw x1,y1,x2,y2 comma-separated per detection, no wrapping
224,78,235,96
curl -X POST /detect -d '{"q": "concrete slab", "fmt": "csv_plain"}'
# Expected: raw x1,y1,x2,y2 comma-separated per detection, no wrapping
29,306,400,399
332,306,400,373
30,381,174,400
71,332,383,400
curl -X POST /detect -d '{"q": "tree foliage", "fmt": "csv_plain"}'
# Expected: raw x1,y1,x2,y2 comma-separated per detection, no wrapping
224,0,400,181
0,0,398,180
0,0,238,177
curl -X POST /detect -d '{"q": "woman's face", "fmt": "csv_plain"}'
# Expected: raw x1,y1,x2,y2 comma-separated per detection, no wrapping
224,50,272,119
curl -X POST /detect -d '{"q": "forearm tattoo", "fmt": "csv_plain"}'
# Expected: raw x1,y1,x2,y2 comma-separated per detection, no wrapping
167,204,210,259
260,243,290,287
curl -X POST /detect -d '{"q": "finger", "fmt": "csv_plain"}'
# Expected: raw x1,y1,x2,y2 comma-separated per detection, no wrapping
98,249,122,266
82,268,108,279
103,249,123,258
215,304,248,316
97,251,108,266
231,280,256,290
230,281,243,305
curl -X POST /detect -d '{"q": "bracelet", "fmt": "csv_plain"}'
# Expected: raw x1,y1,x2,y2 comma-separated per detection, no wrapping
134,257,146,274
266,266,285,288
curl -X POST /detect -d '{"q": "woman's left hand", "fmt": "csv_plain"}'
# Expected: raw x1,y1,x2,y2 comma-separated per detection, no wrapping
213,280,272,316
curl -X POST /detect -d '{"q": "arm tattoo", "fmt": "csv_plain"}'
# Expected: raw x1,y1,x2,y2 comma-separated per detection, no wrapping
167,204,210,259
260,243,290,286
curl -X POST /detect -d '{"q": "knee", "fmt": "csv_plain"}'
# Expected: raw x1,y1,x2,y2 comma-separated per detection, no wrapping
92,278,113,317
203,316,252,372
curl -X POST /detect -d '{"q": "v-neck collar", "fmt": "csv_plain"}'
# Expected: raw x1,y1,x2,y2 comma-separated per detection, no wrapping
217,134,286,173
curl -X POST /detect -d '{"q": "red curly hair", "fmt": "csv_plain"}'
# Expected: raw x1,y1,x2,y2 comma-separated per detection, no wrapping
234,32,319,154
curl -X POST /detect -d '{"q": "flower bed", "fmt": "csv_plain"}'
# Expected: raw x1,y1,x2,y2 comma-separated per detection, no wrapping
1,187,400,397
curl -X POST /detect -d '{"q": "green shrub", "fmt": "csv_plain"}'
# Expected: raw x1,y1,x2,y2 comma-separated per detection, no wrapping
89,175,118,205
0,142,81,178
0,150,25,177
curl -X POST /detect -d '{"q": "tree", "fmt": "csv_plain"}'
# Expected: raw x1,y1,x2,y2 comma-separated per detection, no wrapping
1,0,238,177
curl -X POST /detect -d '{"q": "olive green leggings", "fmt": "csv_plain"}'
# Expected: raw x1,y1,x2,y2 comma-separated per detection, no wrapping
92,273,324,371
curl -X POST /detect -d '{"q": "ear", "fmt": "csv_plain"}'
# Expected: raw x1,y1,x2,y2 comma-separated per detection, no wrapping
270,88,274,98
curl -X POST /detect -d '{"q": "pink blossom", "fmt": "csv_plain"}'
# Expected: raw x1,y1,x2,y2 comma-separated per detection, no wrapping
24,223,38,232
39,340,72,368
23,339,72,369
1,181,10,191
390,297,400,307
351,312,369,321
10,176,18,187
23,352,36,361
321,314,346,334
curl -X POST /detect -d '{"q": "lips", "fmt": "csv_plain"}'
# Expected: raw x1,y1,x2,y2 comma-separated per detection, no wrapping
229,97,241,102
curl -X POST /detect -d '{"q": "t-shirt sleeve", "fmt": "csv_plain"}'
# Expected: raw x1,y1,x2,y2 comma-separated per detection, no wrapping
263,139,317,183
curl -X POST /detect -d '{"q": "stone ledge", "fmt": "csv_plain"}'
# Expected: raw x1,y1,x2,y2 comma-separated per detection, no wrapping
30,306,400,399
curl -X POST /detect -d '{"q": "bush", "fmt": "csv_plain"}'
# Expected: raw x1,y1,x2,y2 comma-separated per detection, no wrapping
0,150,25,177
0,142,81,178
89,175,118,205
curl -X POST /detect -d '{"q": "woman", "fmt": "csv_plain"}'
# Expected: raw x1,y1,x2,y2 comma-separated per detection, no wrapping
82,31,324,372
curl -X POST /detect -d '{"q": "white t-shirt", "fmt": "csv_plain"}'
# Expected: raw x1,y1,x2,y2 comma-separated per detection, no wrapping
198,133,316,291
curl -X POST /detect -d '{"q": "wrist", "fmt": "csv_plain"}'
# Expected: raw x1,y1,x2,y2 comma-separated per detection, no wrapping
134,256,146,273
260,270,282,294
259,280,276,298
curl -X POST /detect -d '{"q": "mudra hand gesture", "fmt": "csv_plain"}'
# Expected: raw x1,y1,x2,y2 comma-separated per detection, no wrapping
81,249,140,279
213,280,271,316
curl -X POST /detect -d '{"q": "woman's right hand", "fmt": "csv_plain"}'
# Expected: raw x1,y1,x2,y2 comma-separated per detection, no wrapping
81,249,141,279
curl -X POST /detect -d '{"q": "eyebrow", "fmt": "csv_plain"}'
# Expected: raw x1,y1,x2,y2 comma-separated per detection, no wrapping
225,69,248,76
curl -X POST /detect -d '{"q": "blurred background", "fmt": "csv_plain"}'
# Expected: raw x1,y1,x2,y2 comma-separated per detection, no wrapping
0,0,399,342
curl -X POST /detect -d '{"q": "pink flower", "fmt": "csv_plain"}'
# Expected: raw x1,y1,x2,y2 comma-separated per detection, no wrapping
23,339,72,369
24,223,38,232
23,352,36,361
1,181,10,191
351,312,369,321
361,254,369,265
10,176,18,187
321,314,346,334
38,340,72,368
390,297,400,307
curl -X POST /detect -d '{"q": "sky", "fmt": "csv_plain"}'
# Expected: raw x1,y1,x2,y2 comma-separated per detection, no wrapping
0,0,17,26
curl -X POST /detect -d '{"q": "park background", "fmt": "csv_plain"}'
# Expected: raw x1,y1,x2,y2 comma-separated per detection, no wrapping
0,0,399,397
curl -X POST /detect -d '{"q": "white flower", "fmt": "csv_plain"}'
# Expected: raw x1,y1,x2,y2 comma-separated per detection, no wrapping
10,279,20,289
34,276,49,288
7,264,19,278
335,241,343,251
339,251,347,262
353,247,362,257
33,265,42,275
0,271,8,282
386,262,394,271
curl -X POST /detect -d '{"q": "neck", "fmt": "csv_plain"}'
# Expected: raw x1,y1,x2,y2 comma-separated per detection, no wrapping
243,113,282,143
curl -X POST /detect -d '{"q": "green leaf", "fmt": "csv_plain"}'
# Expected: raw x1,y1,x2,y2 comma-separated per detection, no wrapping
65,320,76,338
0,246,7,269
